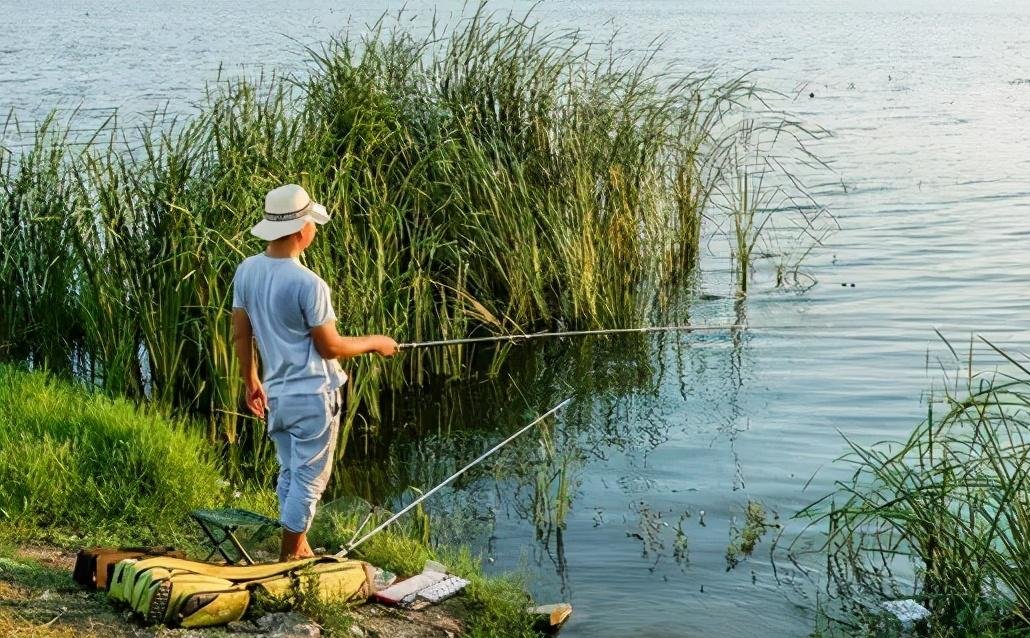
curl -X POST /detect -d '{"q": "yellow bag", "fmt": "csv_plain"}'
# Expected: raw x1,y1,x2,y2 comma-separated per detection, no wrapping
108,555,372,628
253,560,374,606
145,576,249,627
178,589,252,628
119,555,316,586
109,556,316,607
106,559,138,604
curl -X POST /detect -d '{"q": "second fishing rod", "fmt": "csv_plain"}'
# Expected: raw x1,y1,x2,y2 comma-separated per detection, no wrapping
338,321,758,552
337,398,572,556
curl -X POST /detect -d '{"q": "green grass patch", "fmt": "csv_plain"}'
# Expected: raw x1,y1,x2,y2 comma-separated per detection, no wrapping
0,364,224,545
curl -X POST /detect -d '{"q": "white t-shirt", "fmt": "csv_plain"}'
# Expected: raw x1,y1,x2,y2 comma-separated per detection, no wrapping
232,254,347,398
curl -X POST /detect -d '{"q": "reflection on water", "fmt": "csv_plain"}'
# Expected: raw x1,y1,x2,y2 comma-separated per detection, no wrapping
332,334,670,503
336,330,774,632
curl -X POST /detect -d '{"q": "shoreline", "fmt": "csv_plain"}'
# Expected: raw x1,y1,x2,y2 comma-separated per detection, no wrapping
0,543,470,637
0,364,544,636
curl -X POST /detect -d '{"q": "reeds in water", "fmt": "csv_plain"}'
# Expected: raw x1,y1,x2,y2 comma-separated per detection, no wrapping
798,339,1030,635
0,8,822,462
715,119,836,295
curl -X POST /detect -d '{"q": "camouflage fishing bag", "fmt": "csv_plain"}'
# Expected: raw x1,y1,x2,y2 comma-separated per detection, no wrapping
107,555,373,628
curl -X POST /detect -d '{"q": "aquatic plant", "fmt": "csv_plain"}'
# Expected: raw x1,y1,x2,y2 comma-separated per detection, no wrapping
0,114,84,371
673,513,690,565
0,7,824,464
716,120,834,295
726,500,775,570
797,338,1030,636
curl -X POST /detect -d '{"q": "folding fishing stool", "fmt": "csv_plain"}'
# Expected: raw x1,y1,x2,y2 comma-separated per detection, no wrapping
190,508,281,565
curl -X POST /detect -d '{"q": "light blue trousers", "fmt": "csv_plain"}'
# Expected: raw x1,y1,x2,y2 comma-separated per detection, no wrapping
267,390,341,533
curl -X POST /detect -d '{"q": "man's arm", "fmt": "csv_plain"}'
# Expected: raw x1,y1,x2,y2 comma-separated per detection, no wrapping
310,323,398,360
233,308,267,417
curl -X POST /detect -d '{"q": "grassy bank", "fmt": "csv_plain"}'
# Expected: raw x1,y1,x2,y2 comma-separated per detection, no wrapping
798,341,1030,637
0,364,224,544
0,364,540,636
0,7,825,464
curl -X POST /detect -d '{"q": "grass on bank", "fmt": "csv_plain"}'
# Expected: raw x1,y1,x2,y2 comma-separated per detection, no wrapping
797,339,1030,637
0,364,540,636
0,363,224,545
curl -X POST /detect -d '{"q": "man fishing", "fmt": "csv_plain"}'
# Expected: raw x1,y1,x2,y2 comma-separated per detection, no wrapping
232,184,397,561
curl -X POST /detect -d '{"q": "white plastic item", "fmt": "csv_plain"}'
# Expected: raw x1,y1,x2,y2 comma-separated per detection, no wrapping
880,599,931,629
374,568,448,604
417,576,470,603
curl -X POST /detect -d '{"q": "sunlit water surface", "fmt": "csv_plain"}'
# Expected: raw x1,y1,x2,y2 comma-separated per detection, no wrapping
5,1,1030,634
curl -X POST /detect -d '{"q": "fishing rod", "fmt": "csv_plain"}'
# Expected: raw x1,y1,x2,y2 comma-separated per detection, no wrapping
398,323,750,350
336,397,573,556
397,323,1027,349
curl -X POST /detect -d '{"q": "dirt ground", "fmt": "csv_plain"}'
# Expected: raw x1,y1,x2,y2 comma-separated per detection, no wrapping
0,545,465,638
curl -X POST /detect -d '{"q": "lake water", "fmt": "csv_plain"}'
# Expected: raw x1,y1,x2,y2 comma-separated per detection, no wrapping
6,1,1030,634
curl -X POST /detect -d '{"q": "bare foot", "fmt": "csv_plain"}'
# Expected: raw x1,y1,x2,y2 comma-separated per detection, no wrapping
280,529,315,562
282,551,315,561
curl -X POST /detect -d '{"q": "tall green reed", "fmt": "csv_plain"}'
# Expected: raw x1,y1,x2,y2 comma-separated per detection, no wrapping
715,119,834,295
0,7,823,471
797,338,1030,635
0,113,84,371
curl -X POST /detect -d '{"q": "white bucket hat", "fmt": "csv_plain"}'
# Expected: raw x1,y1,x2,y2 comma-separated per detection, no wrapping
250,184,331,241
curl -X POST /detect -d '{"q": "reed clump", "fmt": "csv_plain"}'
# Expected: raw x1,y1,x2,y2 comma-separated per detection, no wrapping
0,7,817,460
717,120,836,295
798,340,1030,636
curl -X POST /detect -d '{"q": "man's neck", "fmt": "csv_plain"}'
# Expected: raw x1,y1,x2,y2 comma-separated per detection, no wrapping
265,240,302,259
